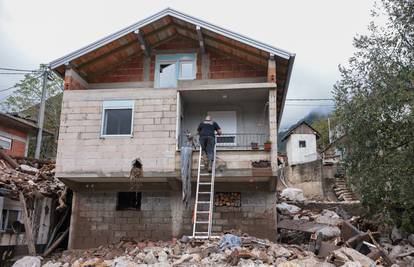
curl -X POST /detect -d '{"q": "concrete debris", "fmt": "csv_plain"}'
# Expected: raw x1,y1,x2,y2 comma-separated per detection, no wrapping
390,227,403,244
329,247,376,267
316,226,342,239
219,234,242,250
280,187,306,201
277,202,301,214
12,256,42,267
0,158,64,199
315,209,343,226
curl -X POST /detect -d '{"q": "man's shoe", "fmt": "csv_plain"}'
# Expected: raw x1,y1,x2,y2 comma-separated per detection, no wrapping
208,162,212,173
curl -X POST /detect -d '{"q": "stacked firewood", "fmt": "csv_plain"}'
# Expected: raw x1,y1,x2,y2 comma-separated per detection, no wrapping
214,192,241,207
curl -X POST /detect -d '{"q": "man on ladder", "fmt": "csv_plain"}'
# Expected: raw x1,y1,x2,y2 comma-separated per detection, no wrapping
197,115,222,172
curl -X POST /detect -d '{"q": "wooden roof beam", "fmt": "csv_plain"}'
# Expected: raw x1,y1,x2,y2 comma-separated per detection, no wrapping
134,29,151,57
196,25,206,54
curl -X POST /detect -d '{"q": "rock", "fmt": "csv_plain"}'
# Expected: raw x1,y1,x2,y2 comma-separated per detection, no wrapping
111,256,141,267
271,245,292,258
408,234,414,246
143,251,157,264
315,210,343,226
391,227,403,243
316,226,341,239
330,247,376,267
389,245,404,259
42,262,62,267
12,256,42,267
219,234,242,250
289,257,336,267
281,188,305,201
237,258,255,267
340,262,362,267
276,202,301,214
157,251,169,263
172,254,192,266
179,235,190,243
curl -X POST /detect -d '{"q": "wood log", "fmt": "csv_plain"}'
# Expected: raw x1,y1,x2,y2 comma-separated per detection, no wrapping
0,147,20,169
42,228,69,257
19,192,36,255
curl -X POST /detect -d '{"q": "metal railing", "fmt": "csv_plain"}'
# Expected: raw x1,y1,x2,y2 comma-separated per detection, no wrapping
179,132,270,150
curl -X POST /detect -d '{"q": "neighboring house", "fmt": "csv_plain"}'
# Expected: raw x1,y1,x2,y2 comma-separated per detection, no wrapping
282,121,320,166
50,8,295,249
0,112,52,157
321,133,347,164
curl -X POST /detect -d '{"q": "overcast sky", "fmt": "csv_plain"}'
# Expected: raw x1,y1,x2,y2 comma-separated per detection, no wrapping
0,0,376,129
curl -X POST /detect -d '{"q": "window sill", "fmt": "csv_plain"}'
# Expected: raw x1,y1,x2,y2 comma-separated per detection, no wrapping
100,134,133,139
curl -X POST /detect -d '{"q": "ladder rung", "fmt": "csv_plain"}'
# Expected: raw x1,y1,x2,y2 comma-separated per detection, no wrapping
199,182,211,185
194,231,208,234
196,221,209,224
197,211,210,213
199,192,211,194
197,201,210,204
200,173,210,176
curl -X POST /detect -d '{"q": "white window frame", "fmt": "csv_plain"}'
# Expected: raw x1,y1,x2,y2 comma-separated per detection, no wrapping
155,54,197,88
0,135,12,150
100,100,134,137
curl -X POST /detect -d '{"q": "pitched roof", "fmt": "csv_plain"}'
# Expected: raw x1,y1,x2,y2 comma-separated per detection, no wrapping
49,8,294,69
0,112,54,135
281,121,321,142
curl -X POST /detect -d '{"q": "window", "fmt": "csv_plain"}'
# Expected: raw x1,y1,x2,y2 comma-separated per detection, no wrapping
0,136,12,150
208,111,237,146
1,209,21,231
299,140,306,148
101,100,134,136
116,192,141,210
155,54,196,88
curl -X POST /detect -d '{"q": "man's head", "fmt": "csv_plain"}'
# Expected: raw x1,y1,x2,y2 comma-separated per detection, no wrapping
205,115,212,121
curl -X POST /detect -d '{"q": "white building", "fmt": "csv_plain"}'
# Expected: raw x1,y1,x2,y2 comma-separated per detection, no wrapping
282,121,321,166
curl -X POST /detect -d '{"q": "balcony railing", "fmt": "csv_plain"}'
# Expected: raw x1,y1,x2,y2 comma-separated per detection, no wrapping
179,132,270,150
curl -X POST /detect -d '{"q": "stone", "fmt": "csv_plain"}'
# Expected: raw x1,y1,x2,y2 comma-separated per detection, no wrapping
340,262,362,267
237,258,255,267
12,256,42,267
271,245,292,258
276,202,301,214
42,262,62,267
172,254,192,266
315,209,343,226
180,235,190,243
111,256,141,267
408,234,414,246
389,245,404,259
280,188,306,201
143,251,157,264
316,226,341,239
157,251,169,263
391,226,403,243
330,247,375,267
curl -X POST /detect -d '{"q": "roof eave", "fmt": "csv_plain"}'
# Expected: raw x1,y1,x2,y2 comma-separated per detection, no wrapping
49,8,295,70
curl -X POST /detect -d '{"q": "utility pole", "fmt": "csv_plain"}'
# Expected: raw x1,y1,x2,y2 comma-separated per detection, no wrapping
35,69,48,159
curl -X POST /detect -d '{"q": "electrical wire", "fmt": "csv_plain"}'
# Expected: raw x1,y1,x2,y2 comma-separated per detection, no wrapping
0,85,17,92
285,98,334,101
0,67,37,72
0,72,33,75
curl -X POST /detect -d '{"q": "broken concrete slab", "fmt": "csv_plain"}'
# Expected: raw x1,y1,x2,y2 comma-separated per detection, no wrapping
277,202,301,214
281,187,306,201
329,247,376,267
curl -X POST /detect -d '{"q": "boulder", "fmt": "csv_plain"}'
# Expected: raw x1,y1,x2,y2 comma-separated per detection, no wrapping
280,188,305,201
12,257,42,267
316,226,341,239
391,226,403,243
315,210,343,226
276,202,301,214
408,234,414,246
143,251,157,264
330,247,376,267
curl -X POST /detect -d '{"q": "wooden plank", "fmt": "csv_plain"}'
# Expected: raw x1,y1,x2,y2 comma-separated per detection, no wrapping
19,192,36,255
135,30,151,57
196,26,206,54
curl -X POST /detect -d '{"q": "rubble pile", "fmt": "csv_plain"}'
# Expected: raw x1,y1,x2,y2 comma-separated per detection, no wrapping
0,157,65,199
39,235,343,267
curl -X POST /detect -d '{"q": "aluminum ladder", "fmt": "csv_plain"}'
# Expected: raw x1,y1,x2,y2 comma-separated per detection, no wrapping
192,139,217,239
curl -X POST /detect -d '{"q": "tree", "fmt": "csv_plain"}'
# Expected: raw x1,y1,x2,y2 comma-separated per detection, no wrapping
333,0,414,231
0,65,63,158
312,118,329,151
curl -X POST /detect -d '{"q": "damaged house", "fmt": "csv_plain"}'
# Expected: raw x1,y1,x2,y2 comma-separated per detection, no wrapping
49,8,295,249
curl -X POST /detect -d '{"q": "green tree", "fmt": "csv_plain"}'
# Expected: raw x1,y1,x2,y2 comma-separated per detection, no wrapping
333,0,414,231
312,118,329,151
0,65,63,158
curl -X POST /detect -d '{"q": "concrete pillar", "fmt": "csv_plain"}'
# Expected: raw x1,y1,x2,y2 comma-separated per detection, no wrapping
64,68,88,90
143,56,151,82
68,191,78,249
170,191,184,237
269,89,278,174
201,53,210,80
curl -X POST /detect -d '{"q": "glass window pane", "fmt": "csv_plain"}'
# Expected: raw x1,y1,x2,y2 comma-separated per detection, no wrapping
103,109,132,135
299,140,306,148
0,136,12,150
159,63,177,88
180,62,194,79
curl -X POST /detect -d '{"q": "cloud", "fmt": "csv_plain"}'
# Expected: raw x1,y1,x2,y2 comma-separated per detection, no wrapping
0,0,376,127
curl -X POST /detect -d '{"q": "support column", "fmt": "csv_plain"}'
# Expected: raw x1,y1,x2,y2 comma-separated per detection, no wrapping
143,56,151,82
201,53,210,80
67,191,78,249
269,89,278,175
267,54,276,83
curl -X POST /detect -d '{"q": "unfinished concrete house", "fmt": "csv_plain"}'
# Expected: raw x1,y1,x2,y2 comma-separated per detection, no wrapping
49,8,295,249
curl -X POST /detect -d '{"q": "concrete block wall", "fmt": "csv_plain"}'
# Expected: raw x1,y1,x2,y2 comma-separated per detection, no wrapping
69,188,277,249
69,191,179,249
56,88,177,176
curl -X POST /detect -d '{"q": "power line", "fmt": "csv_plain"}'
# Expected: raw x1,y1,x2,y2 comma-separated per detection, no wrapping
0,85,17,92
0,67,37,72
0,72,32,75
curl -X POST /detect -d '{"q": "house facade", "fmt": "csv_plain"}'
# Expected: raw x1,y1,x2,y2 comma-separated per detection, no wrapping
0,112,48,157
283,121,320,166
50,8,295,249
